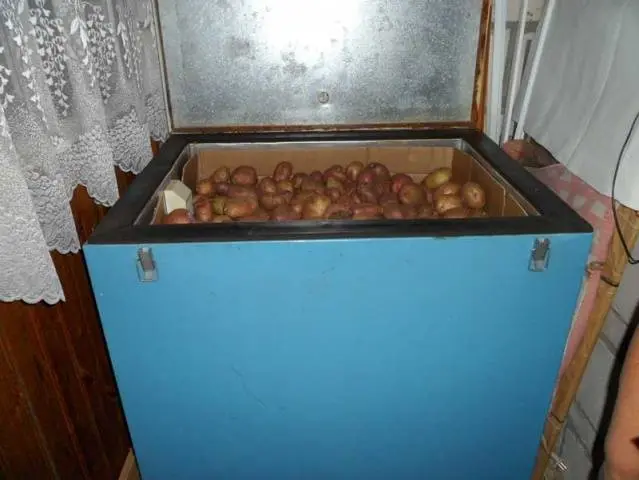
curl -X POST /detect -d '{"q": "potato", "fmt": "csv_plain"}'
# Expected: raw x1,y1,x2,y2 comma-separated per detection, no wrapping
378,192,399,206
213,182,230,195
195,179,215,195
352,204,381,219
291,191,314,215
434,194,463,215
242,208,270,222
461,182,487,209
163,209,193,224
374,180,391,198
210,196,227,215
231,166,258,186
391,173,413,194
351,192,363,204
211,166,230,183
346,161,364,182
423,167,453,190
309,170,324,183
357,184,378,204
469,208,487,218
258,177,278,194
357,166,376,185
416,205,436,219
271,204,301,222
224,197,258,218
398,184,426,206
276,180,294,194
324,203,352,219
226,185,258,200
368,162,391,181
434,182,461,201
323,165,347,183
194,199,213,222
273,161,293,182
383,204,405,220
212,215,232,223
443,207,469,219
325,176,345,192
401,205,417,220
302,194,332,219
291,173,307,189
300,177,325,194
326,188,342,201
260,193,289,211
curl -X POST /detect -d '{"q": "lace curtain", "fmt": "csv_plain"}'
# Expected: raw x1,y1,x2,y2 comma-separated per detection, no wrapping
0,0,168,304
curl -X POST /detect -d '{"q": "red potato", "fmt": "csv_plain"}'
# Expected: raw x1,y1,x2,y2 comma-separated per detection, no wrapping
391,173,413,194
258,177,278,194
226,185,258,200
352,203,381,219
271,204,302,222
401,205,418,220
324,203,352,219
302,194,332,219
273,161,293,182
211,166,231,183
357,184,378,204
323,165,347,183
357,166,376,185
325,176,345,193
260,193,289,211
326,188,343,201
378,192,399,206
383,204,406,220
213,182,230,195
373,180,391,198
398,184,426,206
346,161,364,182
163,209,193,224
416,205,436,219
368,162,391,181
241,208,270,222
461,182,487,209
195,179,215,195
231,166,258,186
309,170,324,183
194,199,213,222
276,180,295,194
291,173,307,189
224,197,258,219
300,177,325,194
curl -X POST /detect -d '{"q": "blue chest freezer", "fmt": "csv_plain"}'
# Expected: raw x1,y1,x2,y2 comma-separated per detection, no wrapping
84,1,593,479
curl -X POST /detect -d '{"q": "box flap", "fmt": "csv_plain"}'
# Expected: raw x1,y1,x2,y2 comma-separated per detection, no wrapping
154,0,490,132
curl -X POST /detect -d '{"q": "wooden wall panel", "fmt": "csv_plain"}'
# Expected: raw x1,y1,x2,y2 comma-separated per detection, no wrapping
0,168,137,480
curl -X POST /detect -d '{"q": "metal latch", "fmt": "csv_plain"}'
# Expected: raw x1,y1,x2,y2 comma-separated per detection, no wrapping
529,238,551,272
137,247,157,282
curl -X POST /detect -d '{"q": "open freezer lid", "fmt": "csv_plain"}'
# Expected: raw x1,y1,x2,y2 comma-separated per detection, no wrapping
153,0,491,133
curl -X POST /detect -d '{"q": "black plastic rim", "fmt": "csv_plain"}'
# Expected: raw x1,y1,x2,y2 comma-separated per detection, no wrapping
87,128,592,245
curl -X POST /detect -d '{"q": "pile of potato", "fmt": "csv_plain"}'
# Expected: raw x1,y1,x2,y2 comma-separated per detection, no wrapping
162,161,488,224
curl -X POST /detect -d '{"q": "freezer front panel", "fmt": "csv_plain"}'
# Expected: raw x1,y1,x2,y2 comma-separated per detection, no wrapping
85,232,591,480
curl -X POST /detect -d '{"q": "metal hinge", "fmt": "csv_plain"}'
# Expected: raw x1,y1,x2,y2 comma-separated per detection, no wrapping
137,247,158,282
529,238,551,272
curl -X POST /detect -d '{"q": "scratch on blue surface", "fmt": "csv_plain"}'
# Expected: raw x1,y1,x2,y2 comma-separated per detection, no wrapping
232,366,267,409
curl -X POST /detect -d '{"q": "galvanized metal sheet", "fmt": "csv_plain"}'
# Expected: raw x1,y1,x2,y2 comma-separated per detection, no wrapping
155,0,483,129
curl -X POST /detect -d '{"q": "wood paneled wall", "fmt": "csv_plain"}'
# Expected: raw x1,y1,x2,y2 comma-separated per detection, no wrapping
0,169,137,480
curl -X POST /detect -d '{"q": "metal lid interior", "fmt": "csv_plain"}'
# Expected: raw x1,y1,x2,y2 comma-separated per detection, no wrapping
154,0,488,132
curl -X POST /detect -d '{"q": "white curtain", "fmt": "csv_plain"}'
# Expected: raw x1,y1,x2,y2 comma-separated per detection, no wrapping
0,0,168,304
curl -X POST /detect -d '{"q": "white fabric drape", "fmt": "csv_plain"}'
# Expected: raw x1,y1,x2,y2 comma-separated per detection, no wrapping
0,0,168,304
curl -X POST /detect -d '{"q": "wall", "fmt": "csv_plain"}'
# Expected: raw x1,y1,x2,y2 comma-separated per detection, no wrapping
0,170,136,479
556,242,639,478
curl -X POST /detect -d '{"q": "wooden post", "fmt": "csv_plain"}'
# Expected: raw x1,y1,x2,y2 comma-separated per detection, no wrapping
531,204,639,479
